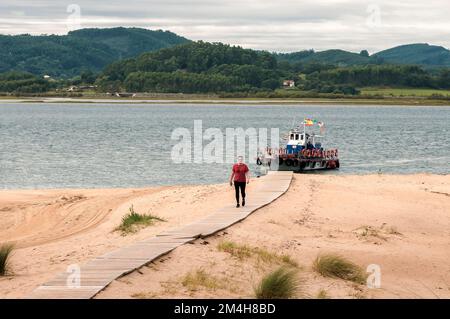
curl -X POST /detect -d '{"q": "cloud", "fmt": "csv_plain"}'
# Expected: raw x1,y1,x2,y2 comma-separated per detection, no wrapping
0,0,449,53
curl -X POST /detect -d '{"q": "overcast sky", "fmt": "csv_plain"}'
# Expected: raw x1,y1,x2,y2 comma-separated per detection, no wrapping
1,0,449,53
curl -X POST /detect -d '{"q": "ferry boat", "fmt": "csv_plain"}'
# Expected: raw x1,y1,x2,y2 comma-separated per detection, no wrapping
256,118,339,172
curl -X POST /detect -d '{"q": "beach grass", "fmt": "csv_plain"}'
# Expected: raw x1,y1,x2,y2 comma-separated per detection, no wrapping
316,289,330,299
254,266,300,299
313,253,367,284
217,241,254,260
115,205,166,235
217,241,298,267
0,244,14,276
181,269,222,291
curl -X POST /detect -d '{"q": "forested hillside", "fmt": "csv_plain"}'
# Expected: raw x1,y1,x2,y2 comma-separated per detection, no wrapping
0,28,189,77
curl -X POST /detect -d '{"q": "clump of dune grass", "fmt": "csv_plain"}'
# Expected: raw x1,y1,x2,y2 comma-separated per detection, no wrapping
313,254,366,284
353,225,386,240
115,205,166,235
131,291,158,299
280,255,299,268
217,241,253,260
316,289,329,299
0,244,14,276
254,266,299,299
217,241,298,267
181,269,222,291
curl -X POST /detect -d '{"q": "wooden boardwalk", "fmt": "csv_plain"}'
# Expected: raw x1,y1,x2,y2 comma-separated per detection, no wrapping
27,171,293,299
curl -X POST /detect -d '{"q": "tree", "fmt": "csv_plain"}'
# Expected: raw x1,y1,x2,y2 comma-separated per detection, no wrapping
360,50,370,57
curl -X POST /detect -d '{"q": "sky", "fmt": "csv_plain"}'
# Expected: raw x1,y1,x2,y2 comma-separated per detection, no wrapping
1,0,449,53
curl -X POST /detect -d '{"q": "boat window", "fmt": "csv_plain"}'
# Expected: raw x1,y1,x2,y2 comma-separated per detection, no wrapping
300,134,304,140
290,134,294,139
295,134,299,140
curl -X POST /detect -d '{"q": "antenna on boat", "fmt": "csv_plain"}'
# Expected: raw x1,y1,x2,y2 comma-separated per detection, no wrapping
290,117,296,130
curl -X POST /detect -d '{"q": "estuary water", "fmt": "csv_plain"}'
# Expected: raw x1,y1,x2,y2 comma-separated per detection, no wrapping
0,103,449,189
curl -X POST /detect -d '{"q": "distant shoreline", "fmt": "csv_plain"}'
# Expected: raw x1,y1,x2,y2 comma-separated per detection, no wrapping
1,96,450,106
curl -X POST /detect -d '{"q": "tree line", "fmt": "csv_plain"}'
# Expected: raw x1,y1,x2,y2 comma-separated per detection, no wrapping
1,41,449,95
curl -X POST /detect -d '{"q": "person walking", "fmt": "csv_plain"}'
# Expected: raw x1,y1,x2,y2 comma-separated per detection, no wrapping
230,156,250,208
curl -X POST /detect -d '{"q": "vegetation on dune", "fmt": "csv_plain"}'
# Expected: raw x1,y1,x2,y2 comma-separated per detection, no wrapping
254,266,300,299
0,243,14,276
115,205,166,235
217,241,298,267
181,269,223,291
313,253,367,284
316,289,330,299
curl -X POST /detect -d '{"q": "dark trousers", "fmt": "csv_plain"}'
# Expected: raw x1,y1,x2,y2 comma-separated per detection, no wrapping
234,181,246,203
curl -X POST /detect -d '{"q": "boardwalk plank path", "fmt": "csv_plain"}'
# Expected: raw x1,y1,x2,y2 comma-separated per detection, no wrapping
27,171,293,299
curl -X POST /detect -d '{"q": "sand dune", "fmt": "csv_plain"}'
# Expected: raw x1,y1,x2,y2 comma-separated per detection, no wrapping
0,183,234,298
1,174,449,299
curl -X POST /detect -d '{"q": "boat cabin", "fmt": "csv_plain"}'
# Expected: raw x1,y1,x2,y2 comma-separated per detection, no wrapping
285,128,323,154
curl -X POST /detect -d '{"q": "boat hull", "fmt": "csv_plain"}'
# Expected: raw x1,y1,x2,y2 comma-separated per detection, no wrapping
259,157,339,172
277,159,339,172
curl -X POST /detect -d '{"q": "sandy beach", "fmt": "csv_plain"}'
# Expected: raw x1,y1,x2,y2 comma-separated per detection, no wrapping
1,174,449,299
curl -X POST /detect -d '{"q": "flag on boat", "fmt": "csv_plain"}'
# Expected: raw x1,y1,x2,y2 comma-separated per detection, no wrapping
303,118,324,126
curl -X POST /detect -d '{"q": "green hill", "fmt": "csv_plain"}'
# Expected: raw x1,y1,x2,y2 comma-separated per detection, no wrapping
96,41,450,94
373,43,450,68
96,41,283,93
277,49,383,66
279,43,450,68
0,27,190,78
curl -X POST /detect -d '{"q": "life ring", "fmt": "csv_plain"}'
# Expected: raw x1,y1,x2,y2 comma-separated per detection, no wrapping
285,159,293,166
301,149,307,157
256,157,262,166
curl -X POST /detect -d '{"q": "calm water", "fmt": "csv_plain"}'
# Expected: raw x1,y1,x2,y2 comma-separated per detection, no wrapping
0,103,449,189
